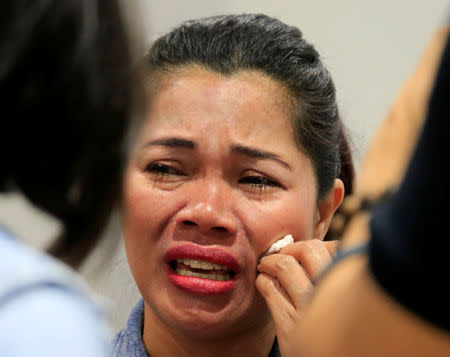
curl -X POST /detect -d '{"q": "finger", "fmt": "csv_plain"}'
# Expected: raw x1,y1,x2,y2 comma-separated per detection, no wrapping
325,240,339,256
256,273,297,329
258,254,313,309
280,239,333,281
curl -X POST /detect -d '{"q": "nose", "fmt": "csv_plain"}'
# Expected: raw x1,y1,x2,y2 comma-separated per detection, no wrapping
175,178,238,237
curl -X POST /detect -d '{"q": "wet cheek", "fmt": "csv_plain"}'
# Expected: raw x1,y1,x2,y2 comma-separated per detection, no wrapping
242,198,316,255
122,176,167,246
238,202,286,255
288,200,317,241
123,188,150,231
122,181,169,281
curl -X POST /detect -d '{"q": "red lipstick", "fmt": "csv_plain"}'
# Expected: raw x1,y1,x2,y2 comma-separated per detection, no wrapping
165,243,240,295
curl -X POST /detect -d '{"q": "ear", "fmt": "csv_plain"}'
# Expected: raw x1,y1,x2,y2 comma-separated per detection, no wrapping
313,179,345,240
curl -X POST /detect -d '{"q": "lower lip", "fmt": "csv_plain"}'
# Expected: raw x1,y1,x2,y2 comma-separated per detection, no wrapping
167,267,236,295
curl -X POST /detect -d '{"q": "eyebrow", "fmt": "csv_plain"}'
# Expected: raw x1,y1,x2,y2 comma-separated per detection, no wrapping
143,137,196,149
141,139,290,169
231,144,291,169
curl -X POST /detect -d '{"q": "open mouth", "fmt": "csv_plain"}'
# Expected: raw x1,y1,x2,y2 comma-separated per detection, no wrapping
170,258,236,281
165,244,240,294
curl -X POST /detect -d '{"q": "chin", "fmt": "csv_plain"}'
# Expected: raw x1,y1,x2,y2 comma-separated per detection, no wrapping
153,290,271,339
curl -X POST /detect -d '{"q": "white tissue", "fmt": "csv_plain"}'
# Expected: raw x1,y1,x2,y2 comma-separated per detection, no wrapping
264,234,294,256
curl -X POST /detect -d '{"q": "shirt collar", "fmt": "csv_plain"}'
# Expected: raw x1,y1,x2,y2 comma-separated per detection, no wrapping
113,299,281,357
112,299,148,357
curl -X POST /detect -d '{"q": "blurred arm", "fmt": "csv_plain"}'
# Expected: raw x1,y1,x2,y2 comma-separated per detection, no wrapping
295,26,450,356
356,26,449,197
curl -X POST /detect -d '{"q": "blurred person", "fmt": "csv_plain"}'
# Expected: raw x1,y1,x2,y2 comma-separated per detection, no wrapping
113,14,354,357
0,0,142,356
259,24,450,357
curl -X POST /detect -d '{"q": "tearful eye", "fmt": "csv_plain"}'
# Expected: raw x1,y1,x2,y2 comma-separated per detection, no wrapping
239,175,281,189
145,163,184,177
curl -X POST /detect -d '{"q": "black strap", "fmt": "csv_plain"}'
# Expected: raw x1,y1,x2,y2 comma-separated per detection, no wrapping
316,242,369,284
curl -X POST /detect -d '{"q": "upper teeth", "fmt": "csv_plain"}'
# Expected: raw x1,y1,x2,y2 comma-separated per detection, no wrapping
177,258,228,271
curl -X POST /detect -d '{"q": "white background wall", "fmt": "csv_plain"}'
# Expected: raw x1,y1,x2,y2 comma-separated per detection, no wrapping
0,0,448,333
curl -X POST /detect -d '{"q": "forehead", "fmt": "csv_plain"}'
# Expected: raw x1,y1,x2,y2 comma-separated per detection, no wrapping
143,67,295,141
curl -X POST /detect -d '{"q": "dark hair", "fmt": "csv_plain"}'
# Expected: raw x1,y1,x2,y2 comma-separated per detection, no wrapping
0,0,136,267
145,14,354,208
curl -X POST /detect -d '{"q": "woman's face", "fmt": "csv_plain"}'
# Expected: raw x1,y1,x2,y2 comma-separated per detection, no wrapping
123,68,322,338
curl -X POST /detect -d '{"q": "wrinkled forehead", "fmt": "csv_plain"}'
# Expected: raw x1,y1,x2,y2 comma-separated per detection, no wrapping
143,65,297,140
149,65,293,111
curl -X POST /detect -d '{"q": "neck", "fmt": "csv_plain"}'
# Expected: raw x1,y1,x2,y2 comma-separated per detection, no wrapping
143,303,276,357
